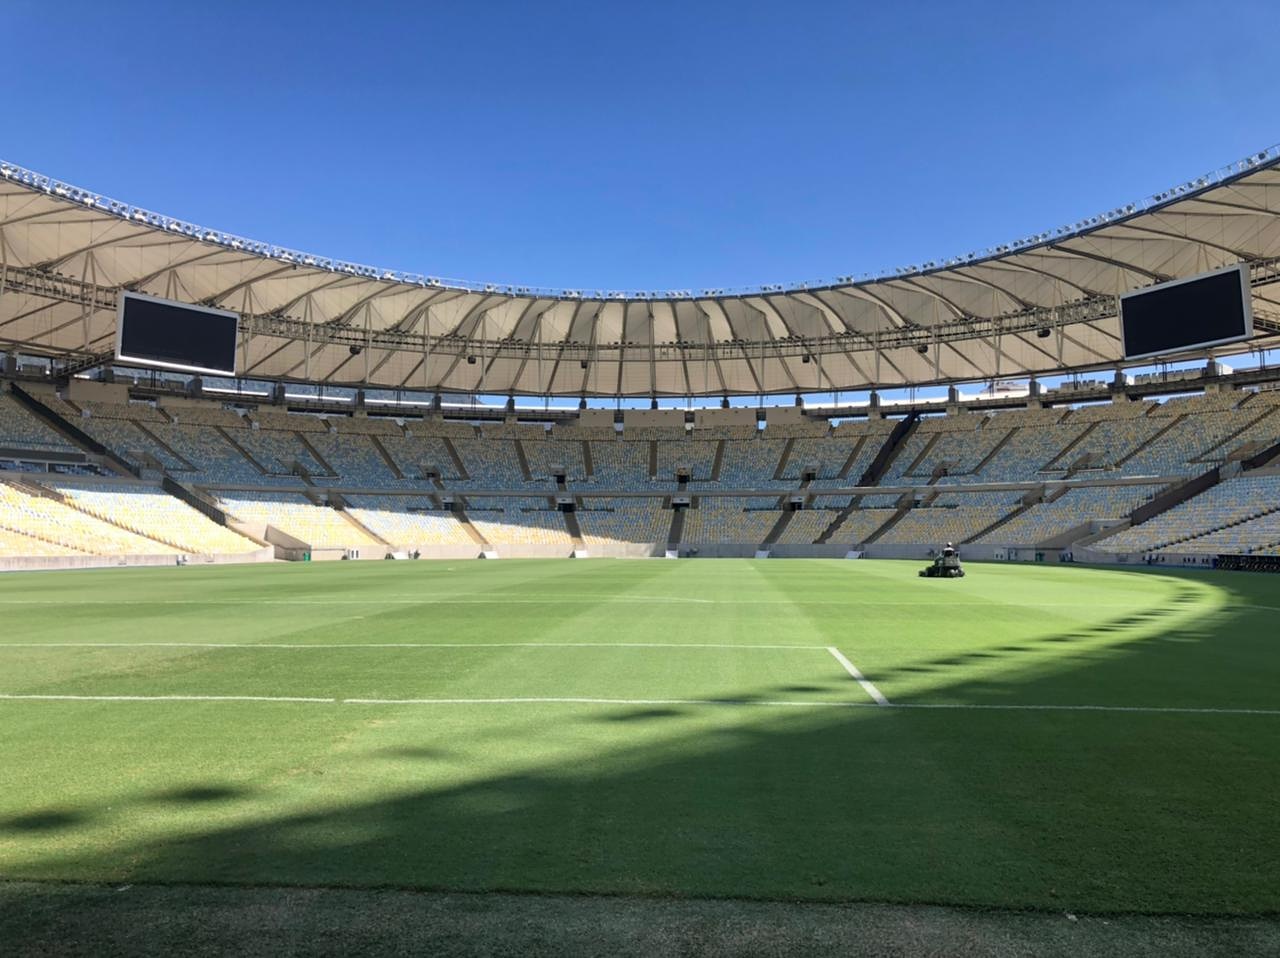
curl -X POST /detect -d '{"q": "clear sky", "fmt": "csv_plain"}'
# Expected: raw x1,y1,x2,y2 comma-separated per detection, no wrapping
5,1,1277,296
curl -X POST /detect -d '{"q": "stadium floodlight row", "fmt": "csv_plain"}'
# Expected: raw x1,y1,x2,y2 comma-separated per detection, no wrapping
2,147,1280,396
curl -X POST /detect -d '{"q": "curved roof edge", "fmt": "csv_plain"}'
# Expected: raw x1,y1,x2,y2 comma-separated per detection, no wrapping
3,144,1279,303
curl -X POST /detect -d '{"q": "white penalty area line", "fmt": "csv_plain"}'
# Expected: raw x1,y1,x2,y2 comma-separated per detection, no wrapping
0,693,1277,717
0,641,827,651
826,647,891,706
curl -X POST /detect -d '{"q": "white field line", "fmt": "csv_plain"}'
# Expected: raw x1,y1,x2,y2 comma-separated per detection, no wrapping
0,642,827,651
826,647,891,706
0,595,714,606
0,598,1247,609
0,692,1277,716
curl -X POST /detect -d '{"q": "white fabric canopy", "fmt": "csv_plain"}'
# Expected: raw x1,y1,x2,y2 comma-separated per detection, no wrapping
2,149,1280,395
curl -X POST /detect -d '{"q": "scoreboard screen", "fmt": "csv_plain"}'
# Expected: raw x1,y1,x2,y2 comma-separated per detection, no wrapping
116,292,239,376
1120,265,1252,361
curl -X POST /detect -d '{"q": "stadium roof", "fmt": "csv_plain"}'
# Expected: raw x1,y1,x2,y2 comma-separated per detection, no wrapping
3,147,1280,397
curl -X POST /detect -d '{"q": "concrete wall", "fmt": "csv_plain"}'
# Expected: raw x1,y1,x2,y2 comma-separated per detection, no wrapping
764,406,804,425
576,408,615,428
693,408,757,427
66,379,129,404
622,409,685,428
0,548,274,574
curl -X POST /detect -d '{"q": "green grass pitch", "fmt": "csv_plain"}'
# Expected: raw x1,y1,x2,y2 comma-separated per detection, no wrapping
1,558,1278,916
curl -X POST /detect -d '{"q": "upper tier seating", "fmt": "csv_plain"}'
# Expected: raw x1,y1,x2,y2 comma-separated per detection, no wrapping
450,438,551,489
692,424,759,440
771,420,832,439
704,439,790,489
0,394,76,452
251,409,328,432
75,416,190,471
656,439,717,481
232,428,330,477
524,440,589,482
1092,475,1280,554
587,440,661,489
552,424,618,441
162,405,248,428
622,425,687,440
404,419,476,439
306,432,414,488
782,437,860,480
480,422,549,441
330,416,405,437
378,435,463,480
75,400,168,423
147,422,305,487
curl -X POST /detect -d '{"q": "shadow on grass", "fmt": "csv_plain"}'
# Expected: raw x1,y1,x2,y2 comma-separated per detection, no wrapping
1,567,1277,924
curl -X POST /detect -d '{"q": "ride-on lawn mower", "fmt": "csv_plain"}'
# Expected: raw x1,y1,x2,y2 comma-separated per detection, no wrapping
920,543,965,578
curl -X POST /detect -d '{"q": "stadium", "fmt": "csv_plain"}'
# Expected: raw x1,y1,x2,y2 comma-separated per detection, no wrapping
4,60,1280,952
3,146,1280,953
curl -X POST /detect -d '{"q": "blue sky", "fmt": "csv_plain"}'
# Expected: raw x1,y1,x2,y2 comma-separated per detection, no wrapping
6,0,1278,296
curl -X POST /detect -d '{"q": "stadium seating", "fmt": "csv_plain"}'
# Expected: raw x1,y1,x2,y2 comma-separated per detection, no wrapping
50,480,259,553
709,439,790,488
1093,475,1280,554
465,496,572,545
0,479,180,555
772,509,839,544
824,508,898,544
344,495,475,546
216,492,382,549
450,438,549,489
975,484,1164,545
577,498,670,548
656,439,717,480
524,440,589,482
587,440,658,489
874,506,1008,546
305,432,413,487
232,428,330,477
7,382,1280,561
144,421,304,487
378,434,464,480
0,394,76,451
679,497,783,544
0,524,83,557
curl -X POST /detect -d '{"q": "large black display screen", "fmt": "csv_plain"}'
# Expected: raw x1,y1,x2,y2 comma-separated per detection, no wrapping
1120,265,1252,361
115,292,239,376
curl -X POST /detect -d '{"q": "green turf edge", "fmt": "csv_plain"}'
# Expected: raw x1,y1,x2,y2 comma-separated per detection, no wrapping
3,879,1277,958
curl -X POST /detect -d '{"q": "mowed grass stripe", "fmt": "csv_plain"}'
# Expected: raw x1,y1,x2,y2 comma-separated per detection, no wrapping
0,559,1277,915
2,693,1278,716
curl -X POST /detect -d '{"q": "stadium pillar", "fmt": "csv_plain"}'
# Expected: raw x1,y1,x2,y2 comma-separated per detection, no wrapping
186,377,203,399
272,382,286,405
3,351,16,376
355,388,366,410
